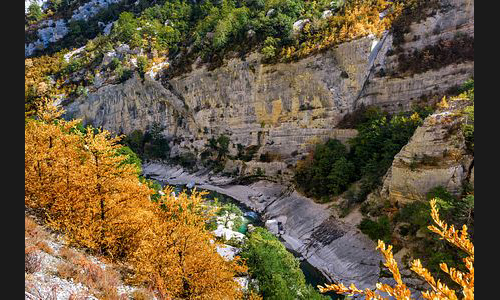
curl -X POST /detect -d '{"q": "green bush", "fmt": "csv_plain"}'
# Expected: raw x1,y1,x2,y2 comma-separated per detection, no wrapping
459,79,474,153
109,57,121,70
136,55,148,78
241,227,328,300
347,107,431,200
143,123,170,159
28,2,43,22
116,67,133,82
207,134,230,160
261,36,279,60
116,146,142,174
122,129,145,156
122,124,170,160
393,201,430,235
294,139,355,199
358,216,391,243
176,152,197,169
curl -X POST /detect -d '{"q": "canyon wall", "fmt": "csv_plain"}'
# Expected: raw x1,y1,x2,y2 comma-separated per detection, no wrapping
65,0,473,175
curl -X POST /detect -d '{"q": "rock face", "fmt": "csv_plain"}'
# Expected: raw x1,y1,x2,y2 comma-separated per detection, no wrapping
63,0,474,170
66,36,377,163
64,74,197,139
379,100,474,204
356,0,474,112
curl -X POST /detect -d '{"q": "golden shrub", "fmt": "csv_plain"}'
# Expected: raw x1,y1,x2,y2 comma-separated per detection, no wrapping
25,101,155,259
282,0,404,61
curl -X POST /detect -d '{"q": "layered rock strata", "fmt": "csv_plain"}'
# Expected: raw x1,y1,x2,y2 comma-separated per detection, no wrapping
64,0,473,169
378,100,473,204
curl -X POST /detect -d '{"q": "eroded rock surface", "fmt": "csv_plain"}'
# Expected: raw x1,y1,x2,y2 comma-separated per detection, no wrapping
63,0,473,170
142,162,383,290
379,100,473,204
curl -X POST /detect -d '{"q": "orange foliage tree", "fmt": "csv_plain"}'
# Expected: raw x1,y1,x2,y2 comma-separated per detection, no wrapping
130,186,247,299
25,100,155,259
318,199,474,299
25,101,247,297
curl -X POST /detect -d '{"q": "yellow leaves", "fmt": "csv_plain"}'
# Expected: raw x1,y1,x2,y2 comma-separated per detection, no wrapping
25,105,155,259
374,240,411,299
409,112,421,122
130,189,244,299
428,199,474,257
26,104,246,298
318,198,474,299
437,96,449,110
285,0,403,61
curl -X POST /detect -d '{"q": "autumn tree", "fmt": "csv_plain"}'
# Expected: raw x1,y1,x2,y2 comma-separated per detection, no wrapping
26,101,247,298
318,199,474,299
25,100,155,259
130,187,246,299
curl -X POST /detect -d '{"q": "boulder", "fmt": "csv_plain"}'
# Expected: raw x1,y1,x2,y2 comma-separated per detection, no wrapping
322,10,333,19
292,19,310,35
266,9,275,17
212,225,246,242
216,244,240,261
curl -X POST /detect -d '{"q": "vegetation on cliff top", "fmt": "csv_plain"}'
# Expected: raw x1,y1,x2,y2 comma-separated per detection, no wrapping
28,0,404,64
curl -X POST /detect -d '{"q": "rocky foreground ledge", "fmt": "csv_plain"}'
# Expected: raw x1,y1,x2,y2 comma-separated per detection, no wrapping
142,162,384,291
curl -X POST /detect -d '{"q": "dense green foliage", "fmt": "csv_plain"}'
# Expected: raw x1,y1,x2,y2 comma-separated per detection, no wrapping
208,134,231,160
295,107,432,202
200,134,231,171
348,107,432,199
116,146,143,174
28,2,43,22
358,216,391,243
295,139,355,201
241,227,328,300
122,123,170,160
459,79,474,153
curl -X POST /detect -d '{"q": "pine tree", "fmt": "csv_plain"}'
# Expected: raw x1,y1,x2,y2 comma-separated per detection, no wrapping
26,101,247,297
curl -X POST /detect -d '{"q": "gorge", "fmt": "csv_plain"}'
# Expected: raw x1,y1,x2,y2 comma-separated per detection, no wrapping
25,0,475,298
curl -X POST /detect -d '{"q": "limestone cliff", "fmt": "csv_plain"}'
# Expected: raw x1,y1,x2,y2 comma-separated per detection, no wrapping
64,0,474,175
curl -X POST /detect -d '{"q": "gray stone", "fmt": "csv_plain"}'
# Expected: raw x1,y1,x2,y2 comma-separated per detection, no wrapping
321,10,333,19
266,9,275,17
292,19,310,35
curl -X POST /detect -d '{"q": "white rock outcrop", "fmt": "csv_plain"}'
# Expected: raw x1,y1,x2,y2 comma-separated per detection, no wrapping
25,0,124,57
292,19,310,35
